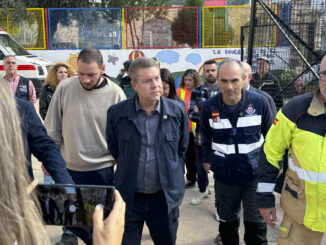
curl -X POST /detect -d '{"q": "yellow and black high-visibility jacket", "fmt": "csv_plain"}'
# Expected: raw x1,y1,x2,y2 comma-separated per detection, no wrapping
257,90,326,232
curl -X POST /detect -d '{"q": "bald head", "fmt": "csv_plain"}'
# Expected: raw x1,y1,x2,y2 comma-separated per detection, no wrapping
241,62,252,89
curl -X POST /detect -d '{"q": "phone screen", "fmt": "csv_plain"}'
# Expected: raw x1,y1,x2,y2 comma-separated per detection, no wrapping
36,184,115,227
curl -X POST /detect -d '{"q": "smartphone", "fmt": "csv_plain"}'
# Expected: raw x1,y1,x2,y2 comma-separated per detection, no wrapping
36,184,115,227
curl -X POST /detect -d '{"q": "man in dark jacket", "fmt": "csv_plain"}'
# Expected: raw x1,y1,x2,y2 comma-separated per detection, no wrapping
107,57,189,245
16,97,74,184
251,56,284,110
201,59,275,244
117,60,136,98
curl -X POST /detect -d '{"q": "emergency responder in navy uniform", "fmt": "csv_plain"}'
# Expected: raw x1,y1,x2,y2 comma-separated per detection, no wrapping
201,59,275,245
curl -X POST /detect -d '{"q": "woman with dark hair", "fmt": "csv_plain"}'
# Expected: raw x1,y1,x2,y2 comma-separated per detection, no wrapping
160,68,185,105
177,69,202,188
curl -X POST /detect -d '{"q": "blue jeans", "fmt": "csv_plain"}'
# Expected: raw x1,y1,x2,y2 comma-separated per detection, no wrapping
122,190,179,245
196,145,209,193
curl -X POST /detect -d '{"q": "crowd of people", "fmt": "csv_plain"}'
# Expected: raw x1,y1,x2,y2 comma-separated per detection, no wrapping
0,48,326,245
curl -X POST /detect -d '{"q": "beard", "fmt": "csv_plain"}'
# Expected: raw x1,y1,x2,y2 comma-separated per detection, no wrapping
205,75,217,84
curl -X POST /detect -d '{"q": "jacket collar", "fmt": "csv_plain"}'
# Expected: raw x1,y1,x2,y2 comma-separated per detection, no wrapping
217,88,248,112
308,90,326,116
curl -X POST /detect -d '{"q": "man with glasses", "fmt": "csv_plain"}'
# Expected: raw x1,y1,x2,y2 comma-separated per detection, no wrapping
2,55,36,103
257,55,326,244
251,56,283,110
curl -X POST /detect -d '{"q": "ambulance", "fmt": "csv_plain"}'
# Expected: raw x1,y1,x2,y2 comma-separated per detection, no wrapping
0,28,51,95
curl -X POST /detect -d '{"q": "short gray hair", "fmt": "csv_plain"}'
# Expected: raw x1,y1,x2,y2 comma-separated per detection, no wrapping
128,57,160,82
217,58,245,78
4,55,16,62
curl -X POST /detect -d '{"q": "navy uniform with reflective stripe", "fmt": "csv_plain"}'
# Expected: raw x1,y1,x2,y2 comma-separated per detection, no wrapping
201,89,274,186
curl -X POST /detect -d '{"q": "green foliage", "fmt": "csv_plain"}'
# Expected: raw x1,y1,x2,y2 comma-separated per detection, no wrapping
184,0,203,6
171,7,198,47
281,69,298,82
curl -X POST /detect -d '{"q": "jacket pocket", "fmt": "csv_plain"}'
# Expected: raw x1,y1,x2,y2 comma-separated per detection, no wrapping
280,173,305,224
165,132,178,167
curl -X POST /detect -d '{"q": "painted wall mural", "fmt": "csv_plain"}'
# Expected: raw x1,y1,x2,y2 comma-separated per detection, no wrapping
30,47,289,87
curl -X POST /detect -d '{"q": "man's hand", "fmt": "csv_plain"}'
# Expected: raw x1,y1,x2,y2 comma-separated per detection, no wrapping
41,164,50,176
259,207,277,227
93,190,126,245
119,69,126,75
193,105,199,113
203,163,211,173
294,80,303,93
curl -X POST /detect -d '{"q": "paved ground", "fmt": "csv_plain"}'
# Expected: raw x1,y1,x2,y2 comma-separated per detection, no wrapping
32,100,282,244
35,165,281,245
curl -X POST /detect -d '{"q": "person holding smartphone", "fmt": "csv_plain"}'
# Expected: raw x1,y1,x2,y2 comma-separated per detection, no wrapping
0,80,126,245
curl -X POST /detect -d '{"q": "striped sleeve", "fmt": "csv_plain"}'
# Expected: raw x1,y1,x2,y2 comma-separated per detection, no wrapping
257,109,296,208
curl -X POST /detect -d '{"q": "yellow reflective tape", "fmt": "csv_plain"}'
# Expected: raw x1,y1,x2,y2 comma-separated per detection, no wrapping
279,226,287,232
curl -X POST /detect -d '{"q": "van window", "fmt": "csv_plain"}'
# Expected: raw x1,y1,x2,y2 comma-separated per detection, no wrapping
0,34,29,56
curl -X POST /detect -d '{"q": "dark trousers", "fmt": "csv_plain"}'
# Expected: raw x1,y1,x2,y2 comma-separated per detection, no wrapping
68,166,114,186
215,178,267,245
185,132,197,182
122,190,179,245
196,145,209,193
65,166,114,245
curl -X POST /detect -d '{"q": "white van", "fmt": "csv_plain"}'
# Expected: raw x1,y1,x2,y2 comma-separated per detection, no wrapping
0,28,51,95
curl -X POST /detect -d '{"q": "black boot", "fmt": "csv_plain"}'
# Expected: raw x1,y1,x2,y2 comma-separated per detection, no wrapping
244,221,267,245
219,219,240,245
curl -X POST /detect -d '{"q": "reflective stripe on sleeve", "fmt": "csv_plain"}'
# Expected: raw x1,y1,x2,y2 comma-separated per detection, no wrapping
238,135,264,154
209,118,232,129
257,182,276,192
211,142,235,155
237,115,262,128
288,158,326,183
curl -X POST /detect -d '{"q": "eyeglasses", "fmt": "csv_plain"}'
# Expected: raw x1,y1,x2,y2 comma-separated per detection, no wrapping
318,71,326,81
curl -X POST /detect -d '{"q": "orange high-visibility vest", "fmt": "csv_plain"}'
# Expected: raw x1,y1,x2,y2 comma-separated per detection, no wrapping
177,87,196,133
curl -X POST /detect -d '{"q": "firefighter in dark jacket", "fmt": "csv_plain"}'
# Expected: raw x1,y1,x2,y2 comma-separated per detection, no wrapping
200,59,274,245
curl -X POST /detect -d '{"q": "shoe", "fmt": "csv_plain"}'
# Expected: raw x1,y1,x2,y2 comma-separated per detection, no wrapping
215,209,220,222
185,180,196,188
214,234,222,244
55,234,78,245
190,189,210,205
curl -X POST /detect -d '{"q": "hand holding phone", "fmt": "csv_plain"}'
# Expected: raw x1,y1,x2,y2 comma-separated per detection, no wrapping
36,184,115,227
93,190,126,245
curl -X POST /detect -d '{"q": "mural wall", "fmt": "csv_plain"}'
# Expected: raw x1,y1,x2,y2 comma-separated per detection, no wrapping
30,47,289,87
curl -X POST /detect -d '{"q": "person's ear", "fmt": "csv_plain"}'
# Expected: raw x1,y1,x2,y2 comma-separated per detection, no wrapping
131,80,137,91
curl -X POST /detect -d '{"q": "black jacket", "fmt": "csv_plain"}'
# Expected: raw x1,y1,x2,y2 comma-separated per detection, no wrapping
252,72,284,110
39,85,54,120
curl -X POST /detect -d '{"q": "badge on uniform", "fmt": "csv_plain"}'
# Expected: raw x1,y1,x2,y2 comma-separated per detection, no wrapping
245,104,256,115
212,111,220,122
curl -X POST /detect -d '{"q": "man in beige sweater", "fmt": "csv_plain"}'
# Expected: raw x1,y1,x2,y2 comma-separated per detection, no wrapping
45,48,125,185
45,48,125,245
